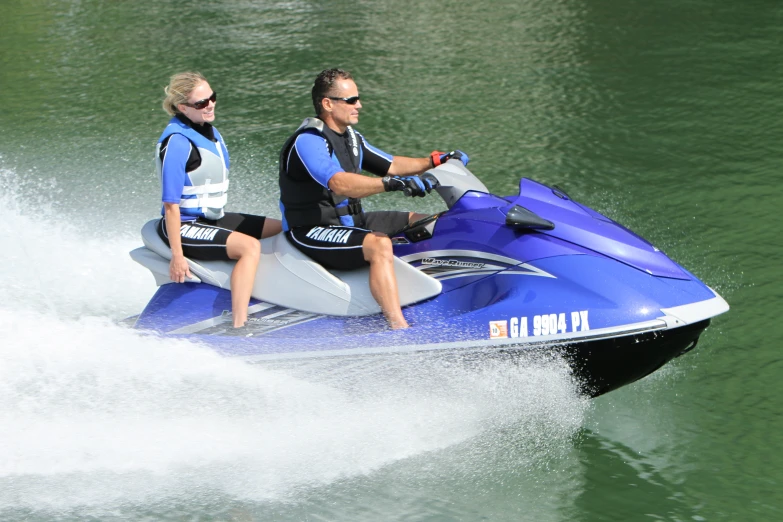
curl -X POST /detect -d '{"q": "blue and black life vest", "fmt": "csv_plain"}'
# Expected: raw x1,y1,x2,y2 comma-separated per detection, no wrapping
278,118,364,228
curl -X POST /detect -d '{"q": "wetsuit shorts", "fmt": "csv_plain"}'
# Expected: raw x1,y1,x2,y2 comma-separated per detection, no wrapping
157,212,267,262
285,211,410,270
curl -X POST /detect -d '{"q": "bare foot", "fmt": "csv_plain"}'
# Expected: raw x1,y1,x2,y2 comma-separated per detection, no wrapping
389,319,409,330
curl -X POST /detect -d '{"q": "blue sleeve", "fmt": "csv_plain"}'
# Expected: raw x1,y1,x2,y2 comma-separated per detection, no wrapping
290,131,342,188
357,132,393,176
160,134,191,204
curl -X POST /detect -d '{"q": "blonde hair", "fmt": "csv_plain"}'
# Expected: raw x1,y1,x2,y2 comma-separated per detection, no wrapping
161,71,208,116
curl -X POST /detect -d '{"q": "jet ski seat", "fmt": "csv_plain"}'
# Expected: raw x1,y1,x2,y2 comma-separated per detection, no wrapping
130,219,442,316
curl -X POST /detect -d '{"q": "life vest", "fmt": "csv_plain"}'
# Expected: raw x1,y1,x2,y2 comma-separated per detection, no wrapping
278,118,364,229
156,116,229,220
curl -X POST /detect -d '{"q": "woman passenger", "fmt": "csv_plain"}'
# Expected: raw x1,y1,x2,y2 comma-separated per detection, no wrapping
156,72,281,327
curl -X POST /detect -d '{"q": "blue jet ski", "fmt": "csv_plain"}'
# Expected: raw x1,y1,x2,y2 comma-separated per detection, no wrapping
129,161,729,397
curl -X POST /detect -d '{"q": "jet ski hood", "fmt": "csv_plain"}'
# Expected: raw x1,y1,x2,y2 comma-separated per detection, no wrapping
438,174,688,280
506,179,688,279
428,163,687,279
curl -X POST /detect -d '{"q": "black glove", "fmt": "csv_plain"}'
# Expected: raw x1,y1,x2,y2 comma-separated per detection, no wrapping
383,175,430,197
420,172,440,192
430,150,470,167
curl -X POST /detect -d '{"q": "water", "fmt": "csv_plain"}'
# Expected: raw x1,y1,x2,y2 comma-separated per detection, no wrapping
1,0,780,519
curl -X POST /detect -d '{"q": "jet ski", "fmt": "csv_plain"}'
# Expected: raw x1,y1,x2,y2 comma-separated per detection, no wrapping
129,161,729,397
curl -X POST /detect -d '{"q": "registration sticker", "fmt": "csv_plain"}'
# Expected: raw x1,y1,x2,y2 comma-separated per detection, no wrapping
489,320,508,339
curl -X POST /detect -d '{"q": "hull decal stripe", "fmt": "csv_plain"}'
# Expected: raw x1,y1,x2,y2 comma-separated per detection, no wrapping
168,302,277,334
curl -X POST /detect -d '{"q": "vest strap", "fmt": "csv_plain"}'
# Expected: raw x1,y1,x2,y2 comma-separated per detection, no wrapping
179,193,228,209
181,178,230,195
334,200,363,217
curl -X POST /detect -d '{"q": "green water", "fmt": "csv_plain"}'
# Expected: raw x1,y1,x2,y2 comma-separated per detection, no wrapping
1,0,780,520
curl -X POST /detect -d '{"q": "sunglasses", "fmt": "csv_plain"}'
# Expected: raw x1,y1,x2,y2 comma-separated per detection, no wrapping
328,95,360,105
186,91,217,110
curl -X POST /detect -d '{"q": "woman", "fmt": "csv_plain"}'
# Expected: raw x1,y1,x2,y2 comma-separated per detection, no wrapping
156,72,281,328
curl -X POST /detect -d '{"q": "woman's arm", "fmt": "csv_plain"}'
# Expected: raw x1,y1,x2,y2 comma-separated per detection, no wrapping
160,134,195,283
163,204,192,283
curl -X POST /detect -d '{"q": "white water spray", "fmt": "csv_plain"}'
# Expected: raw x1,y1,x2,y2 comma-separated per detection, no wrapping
0,166,589,517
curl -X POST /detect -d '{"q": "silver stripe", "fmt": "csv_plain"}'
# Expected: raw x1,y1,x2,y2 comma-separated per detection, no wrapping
400,249,523,266
168,302,277,334
403,250,555,279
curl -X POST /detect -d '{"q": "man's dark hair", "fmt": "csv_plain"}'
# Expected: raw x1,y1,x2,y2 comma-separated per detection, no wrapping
312,68,353,116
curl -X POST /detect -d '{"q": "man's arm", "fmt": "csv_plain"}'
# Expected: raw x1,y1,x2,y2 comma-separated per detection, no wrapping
327,135,459,197
328,171,386,198
387,156,432,176
330,151,439,198
359,133,432,177
329,169,438,198
358,132,429,177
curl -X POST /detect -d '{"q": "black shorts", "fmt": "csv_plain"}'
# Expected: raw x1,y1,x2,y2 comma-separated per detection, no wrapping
286,211,410,270
157,212,267,262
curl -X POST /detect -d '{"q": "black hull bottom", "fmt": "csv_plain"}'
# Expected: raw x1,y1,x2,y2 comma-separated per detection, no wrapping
559,320,711,397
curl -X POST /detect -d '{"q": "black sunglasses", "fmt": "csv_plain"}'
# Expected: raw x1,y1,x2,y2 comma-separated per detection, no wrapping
186,91,217,110
328,95,360,105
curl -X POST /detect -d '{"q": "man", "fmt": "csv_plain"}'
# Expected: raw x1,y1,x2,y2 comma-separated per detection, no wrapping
278,68,468,329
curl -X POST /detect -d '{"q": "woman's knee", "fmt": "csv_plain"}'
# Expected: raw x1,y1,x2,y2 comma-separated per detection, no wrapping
226,232,261,261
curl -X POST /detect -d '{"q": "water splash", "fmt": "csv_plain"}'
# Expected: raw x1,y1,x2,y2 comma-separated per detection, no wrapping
0,311,587,515
0,167,152,320
0,165,589,520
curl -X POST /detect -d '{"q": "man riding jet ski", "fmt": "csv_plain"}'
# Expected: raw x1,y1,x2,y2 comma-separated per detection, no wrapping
278,67,468,329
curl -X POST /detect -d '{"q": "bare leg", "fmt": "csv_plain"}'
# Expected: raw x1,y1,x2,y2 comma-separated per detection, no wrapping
408,212,429,225
226,231,261,327
363,232,409,329
261,218,283,238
